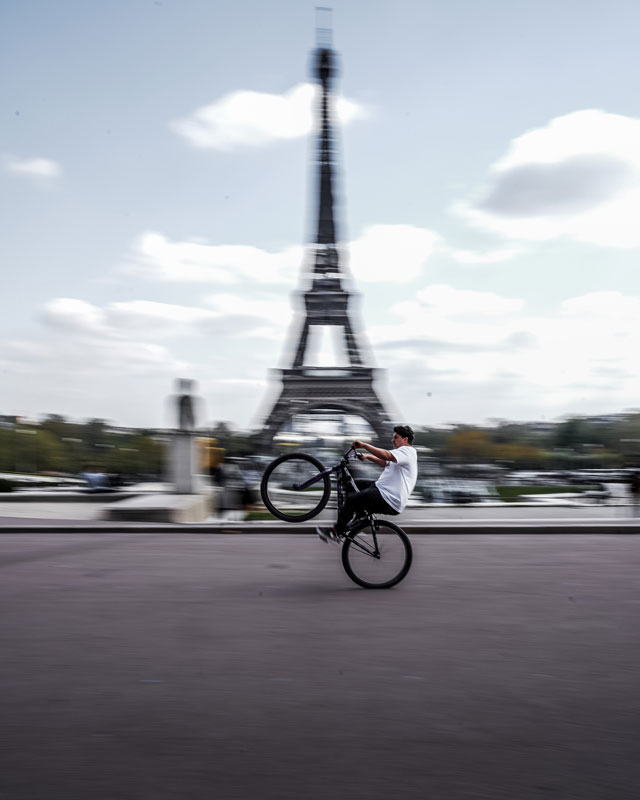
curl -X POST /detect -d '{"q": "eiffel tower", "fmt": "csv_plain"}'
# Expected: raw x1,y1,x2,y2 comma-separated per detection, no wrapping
258,35,393,450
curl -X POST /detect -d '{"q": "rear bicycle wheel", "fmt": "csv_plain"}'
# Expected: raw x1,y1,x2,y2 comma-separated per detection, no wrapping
260,452,331,522
341,520,412,589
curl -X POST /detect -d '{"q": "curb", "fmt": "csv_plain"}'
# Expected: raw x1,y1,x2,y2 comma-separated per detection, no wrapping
1,522,639,534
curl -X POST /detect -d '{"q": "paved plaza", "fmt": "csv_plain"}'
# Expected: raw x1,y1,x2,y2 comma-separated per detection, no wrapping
2,533,640,799
1,494,640,529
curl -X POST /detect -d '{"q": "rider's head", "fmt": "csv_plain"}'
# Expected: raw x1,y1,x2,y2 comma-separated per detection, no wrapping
392,424,414,446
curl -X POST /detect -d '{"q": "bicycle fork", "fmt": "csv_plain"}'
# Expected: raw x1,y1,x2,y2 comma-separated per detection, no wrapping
348,516,382,559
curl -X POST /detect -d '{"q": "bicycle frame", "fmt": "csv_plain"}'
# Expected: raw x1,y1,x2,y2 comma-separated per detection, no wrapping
291,447,358,497
293,447,382,558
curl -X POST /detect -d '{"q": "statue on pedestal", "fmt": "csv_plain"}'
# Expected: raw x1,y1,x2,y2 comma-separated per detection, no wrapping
176,378,196,433
170,379,200,494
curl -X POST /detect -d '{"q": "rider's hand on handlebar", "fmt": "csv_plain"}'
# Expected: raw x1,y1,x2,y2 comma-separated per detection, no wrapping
351,441,365,459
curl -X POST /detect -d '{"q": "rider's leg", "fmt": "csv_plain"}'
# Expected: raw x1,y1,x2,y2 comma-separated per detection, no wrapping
344,478,371,498
331,479,373,535
335,484,394,535
319,486,371,542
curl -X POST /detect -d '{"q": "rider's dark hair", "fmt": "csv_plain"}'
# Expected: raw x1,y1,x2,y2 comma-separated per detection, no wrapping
394,424,414,444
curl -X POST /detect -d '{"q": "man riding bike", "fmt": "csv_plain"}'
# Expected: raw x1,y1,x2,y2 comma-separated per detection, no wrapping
316,424,418,543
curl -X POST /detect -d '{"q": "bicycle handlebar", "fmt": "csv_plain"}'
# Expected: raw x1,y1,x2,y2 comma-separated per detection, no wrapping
342,446,363,462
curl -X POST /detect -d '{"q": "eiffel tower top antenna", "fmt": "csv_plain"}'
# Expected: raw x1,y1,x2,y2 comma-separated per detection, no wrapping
312,6,340,275
315,6,333,47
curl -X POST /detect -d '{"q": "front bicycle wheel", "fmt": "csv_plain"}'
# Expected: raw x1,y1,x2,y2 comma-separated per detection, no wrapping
341,520,413,589
260,452,331,522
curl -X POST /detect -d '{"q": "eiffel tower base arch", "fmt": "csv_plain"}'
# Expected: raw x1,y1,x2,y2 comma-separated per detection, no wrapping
258,367,393,452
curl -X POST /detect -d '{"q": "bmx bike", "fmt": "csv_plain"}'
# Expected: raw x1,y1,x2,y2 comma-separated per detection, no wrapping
260,447,413,589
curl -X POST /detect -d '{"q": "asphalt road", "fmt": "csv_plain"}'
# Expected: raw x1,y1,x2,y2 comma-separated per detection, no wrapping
2,533,640,799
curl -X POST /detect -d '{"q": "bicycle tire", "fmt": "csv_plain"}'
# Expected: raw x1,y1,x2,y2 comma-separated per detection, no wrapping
260,452,331,523
341,519,413,589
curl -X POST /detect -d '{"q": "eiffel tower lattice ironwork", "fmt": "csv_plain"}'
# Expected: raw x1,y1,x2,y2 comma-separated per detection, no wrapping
259,40,393,449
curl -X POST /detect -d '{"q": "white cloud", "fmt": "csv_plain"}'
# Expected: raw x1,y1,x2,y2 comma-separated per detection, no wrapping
3,154,62,181
560,290,640,319
41,298,106,333
416,284,524,316
457,110,640,248
121,225,440,286
41,296,288,341
7,296,287,426
120,231,303,285
0,340,49,375
369,284,640,415
204,294,290,338
348,225,439,282
108,300,215,329
4,331,187,379
171,83,368,151
444,244,526,264
370,284,525,355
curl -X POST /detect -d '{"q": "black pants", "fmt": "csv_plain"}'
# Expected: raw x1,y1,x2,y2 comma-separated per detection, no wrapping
336,480,397,534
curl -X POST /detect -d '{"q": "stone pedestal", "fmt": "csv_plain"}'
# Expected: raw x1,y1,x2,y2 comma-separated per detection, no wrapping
100,430,218,523
170,433,197,494
101,493,211,523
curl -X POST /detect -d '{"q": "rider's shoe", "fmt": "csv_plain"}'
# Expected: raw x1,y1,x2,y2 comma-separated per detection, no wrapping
316,525,341,544
345,515,367,533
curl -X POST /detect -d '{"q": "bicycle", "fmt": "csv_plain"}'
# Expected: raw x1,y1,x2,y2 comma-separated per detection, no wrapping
260,447,413,589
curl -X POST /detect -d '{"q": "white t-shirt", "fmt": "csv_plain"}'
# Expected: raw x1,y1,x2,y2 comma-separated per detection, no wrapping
375,445,418,512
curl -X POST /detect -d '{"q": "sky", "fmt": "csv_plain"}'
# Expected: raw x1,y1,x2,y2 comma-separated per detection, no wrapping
2,0,640,432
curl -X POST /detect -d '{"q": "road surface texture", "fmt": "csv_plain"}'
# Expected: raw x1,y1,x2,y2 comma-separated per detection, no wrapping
2,533,640,799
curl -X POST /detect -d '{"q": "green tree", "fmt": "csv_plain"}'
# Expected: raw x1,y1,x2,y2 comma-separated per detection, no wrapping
0,428,15,472
492,442,544,469
554,418,588,449
447,429,493,462
34,429,70,472
130,434,166,475
413,426,449,454
83,418,109,451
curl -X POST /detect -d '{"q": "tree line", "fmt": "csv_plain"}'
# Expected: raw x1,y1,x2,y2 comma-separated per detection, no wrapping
1,412,640,477
0,415,166,477
413,412,640,469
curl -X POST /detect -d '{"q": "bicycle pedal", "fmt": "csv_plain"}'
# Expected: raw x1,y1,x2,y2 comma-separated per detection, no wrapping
316,525,340,544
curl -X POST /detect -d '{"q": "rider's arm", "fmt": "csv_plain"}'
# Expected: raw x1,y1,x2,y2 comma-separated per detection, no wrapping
355,441,396,463
361,453,387,468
